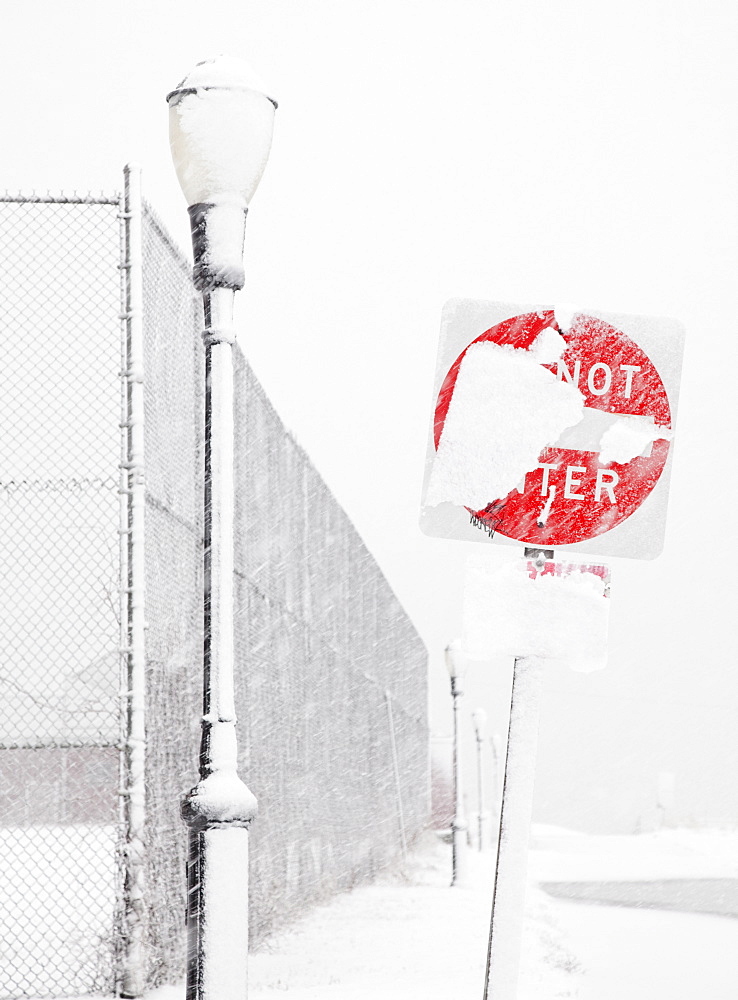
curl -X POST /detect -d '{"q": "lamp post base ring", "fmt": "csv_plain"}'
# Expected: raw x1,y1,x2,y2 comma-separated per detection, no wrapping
182,813,256,832
181,775,258,830
201,326,236,346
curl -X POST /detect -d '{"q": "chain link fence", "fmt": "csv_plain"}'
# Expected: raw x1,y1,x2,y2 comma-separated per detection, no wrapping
0,197,124,997
0,181,429,998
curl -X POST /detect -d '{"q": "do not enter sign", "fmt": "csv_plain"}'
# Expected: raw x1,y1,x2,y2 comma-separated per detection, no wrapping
420,300,685,560
435,311,669,545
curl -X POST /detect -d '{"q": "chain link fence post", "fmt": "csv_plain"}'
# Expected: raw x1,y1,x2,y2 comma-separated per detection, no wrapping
119,163,148,999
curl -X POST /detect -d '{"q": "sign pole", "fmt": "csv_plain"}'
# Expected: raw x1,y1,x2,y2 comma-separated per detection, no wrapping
482,652,545,1000
482,546,551,1000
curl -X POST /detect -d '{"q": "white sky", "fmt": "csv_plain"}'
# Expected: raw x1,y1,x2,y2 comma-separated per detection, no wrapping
4,0,738,826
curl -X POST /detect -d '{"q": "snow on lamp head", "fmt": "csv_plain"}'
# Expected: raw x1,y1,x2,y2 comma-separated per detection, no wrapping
167,55,277,291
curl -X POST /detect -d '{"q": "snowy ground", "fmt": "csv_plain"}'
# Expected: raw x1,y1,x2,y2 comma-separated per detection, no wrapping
142,824,738,1000
520,825,738,999
22,824,738,1000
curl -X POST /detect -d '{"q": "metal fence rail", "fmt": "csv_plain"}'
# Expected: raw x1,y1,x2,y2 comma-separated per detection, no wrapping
0,182,429,998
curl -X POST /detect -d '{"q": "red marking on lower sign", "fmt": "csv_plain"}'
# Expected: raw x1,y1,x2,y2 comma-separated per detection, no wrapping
526,560,610,591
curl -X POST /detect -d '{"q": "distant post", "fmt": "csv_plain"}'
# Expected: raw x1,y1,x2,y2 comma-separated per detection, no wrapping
472,707,487,850
445,642,468,886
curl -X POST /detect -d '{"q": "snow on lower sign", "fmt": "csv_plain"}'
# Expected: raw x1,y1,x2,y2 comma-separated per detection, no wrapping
462,555,611,673
419,299,685,560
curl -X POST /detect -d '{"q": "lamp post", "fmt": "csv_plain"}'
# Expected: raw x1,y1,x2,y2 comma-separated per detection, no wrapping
167,55,277,1000
445,642,468,886
490,732,502,838
472,707,487,851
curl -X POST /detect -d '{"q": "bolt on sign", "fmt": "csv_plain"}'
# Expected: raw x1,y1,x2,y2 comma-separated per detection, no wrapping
419,300,685,559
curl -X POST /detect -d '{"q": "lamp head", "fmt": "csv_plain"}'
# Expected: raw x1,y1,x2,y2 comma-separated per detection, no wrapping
167,56,277,291
444,641,465,679
167,55,277,209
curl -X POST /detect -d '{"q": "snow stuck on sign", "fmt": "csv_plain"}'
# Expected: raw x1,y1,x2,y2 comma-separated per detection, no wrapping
426,340,584,510
462,554,609,672
528,325,568,363
598,414,673,465
553,304,580,333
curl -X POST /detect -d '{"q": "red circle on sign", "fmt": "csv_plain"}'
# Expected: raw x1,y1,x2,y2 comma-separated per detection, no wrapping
433,311,672,546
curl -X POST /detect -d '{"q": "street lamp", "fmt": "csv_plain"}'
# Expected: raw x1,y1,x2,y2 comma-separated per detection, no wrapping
472,707,487,851
445,641,468,886
167,55,277,1000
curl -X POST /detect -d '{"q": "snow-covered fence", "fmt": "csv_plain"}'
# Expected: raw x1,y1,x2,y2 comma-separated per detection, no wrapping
0,189,428,998
0,195,124,999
